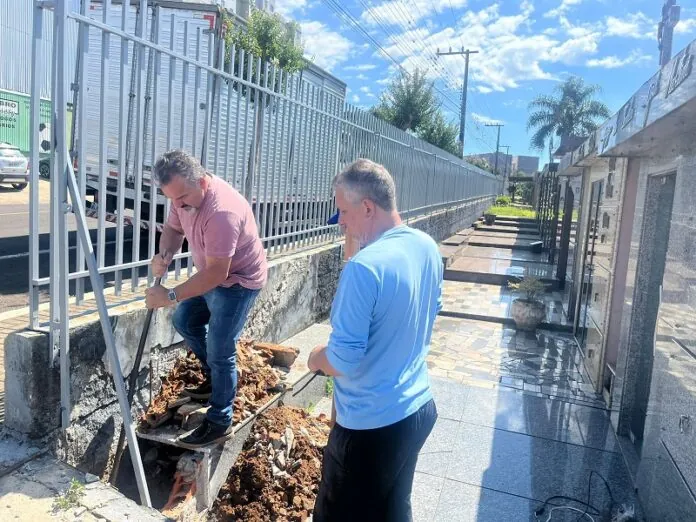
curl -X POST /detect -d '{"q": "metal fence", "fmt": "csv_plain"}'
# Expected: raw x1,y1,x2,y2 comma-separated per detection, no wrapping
28,0,501,330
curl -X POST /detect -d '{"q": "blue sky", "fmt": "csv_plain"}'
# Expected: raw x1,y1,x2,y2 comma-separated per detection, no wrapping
274,0,696,162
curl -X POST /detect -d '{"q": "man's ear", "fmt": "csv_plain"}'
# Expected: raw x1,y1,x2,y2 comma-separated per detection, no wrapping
362,198,376,218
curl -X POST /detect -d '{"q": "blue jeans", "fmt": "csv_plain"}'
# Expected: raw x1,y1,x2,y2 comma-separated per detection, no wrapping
172,284,260,427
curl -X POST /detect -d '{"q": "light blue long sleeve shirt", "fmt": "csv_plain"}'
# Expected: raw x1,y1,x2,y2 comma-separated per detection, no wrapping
326,224,443,430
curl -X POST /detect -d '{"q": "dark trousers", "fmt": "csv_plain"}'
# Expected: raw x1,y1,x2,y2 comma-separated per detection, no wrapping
314,399,438,522
172,284,260,427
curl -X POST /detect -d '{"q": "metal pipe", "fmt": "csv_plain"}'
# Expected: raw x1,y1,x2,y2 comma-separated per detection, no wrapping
29,2,43,330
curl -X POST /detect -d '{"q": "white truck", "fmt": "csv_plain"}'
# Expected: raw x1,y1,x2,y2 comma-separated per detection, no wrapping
77,0,346,234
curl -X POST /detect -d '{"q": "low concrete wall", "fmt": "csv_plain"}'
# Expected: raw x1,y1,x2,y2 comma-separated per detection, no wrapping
3,195,492,475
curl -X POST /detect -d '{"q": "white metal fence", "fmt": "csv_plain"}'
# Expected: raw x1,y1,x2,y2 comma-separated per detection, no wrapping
29,2,500,500
28,0,501,331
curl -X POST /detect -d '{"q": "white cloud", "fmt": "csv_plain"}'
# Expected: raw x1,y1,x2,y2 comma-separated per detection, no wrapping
356,73,369,80
360,86,372,93
545,0,583,19
361,0,468,27
351,94,360,103
586,50,652,69
344,64,378,71
605,12,654,39
472,113,505,125
274,0,308,17
675,18,696,34
376,77,393,85
301,21,354,71
378,3,612,93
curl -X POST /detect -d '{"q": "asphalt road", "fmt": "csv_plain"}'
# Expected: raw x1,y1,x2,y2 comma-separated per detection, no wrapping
0,180,166,314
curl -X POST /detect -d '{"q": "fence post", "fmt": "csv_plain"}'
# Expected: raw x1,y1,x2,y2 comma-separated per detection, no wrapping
29,2,43,330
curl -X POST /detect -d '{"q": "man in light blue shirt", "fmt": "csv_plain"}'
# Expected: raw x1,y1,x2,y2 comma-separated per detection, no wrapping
308,158,441,522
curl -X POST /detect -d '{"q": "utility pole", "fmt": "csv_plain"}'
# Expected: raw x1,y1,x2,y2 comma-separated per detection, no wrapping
501,145,511,178
436,47,479,157
485,123,504,175
658,1,680,66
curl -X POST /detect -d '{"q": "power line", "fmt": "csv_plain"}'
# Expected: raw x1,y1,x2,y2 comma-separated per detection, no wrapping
320,0,463,113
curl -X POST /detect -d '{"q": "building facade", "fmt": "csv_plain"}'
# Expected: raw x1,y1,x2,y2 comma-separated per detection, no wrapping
557,39,696,520
466,152,539,176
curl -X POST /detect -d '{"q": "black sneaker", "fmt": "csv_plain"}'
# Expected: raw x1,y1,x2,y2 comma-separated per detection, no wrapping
182,378,212,400
179,419,232,447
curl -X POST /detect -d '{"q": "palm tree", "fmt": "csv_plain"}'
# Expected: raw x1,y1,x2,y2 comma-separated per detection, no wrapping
527,76,611,152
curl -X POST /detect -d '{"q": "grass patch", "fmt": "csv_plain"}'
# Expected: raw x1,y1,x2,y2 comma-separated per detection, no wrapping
325,377,334,397
53,478,85,511
485,205,537,219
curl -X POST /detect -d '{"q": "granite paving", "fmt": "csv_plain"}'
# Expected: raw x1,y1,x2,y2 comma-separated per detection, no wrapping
412,315,641,521
441,280,570,328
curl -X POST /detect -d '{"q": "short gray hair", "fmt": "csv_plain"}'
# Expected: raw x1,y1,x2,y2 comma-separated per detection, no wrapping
152,149,208,186
333,159,396,211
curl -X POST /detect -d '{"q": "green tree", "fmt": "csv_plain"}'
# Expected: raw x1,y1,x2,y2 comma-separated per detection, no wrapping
526,76,610,152
222,9,306,199
418,112,459,156
371,69,438,133
467,156,495,174
224,8,305,80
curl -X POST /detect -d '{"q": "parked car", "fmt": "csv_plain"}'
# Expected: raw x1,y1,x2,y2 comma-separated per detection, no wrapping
0,143,29,190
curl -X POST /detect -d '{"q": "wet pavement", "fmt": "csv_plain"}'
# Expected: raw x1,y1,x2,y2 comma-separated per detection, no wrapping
413,316,640,521
410,218,640,521
440,281,570,329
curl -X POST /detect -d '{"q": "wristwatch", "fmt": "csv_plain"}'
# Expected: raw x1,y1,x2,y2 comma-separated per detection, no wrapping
167,288,178,303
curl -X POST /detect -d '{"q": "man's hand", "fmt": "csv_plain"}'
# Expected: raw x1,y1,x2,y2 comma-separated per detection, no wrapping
308,345,341,376
151,251,172,278
145,285,172,310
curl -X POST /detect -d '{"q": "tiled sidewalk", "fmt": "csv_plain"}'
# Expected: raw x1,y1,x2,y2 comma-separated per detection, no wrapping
427,316,601,407
440,280,571,329
412,315,640,521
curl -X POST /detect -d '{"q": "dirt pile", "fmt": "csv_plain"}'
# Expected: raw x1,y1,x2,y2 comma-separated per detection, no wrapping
140,341,285,429
211,407,331,522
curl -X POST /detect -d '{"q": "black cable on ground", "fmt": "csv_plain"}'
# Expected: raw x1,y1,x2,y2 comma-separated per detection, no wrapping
534,470,615,522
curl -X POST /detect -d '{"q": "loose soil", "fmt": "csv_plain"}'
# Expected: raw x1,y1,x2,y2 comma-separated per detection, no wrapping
140,340,283,429
211,407,331,522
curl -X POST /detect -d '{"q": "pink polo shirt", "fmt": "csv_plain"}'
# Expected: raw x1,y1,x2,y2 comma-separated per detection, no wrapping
166,175,267,290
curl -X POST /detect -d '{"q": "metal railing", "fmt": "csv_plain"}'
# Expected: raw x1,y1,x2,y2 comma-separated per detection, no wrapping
29,2,502,499
28,0,501,331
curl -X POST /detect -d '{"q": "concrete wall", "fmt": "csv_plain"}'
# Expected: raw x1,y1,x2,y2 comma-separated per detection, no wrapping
3,195,493,475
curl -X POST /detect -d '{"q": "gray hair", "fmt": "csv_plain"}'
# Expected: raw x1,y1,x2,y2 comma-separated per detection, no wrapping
152,149,208,186
333,158,397,211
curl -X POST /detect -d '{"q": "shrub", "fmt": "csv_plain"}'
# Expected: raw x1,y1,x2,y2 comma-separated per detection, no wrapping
495,195,512,206
508,276,547,302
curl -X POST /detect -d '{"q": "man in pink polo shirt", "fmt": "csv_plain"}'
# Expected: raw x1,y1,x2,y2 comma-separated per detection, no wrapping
145,149,267,446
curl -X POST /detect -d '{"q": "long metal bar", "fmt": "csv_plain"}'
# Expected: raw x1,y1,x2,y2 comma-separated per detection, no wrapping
261,64,278,250
131,0,147,290
192,27,201,160
115,0,129,294
74,0,88,304
97,0,111,269
53,0,71,429
222,44,234,183
147,6,161,285
29,2,43,330
66,162,152,507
